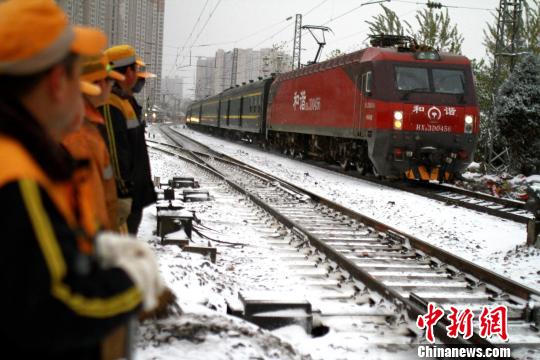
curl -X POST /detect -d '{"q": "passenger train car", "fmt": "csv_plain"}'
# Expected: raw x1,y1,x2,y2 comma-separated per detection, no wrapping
187,36,480,182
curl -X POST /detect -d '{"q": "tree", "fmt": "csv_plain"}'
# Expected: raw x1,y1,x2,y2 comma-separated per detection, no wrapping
366,5,411,37
366,4,463,53
523,0,540,54
492,54,540,175
477,1,540,162
414,8,463,53
471,58,493,160
326,49,343,60
483,0,540,61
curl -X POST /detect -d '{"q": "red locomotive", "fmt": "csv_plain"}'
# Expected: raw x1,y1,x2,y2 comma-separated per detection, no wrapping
187,35,480,181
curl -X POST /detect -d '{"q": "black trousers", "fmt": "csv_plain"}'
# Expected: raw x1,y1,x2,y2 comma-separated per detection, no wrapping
127,210,143,235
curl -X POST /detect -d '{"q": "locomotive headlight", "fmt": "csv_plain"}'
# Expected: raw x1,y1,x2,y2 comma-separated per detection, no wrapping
393,111,403,130
464,115,473,134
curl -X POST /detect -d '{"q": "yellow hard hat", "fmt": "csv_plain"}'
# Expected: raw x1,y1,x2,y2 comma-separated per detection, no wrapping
105,45,136,69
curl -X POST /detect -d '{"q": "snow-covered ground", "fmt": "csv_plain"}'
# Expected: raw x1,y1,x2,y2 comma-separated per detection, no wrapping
134,127,540,359
155,126,540,291
135,148,420,359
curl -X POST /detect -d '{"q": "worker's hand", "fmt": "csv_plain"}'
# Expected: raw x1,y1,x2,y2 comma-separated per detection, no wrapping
117,197,133,226
95,232,165,311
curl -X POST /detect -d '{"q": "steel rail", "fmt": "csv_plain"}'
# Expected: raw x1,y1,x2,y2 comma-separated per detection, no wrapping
173,127,532,224
151,127,540,354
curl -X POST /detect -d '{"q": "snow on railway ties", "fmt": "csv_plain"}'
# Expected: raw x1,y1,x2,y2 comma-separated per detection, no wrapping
152,127,540,354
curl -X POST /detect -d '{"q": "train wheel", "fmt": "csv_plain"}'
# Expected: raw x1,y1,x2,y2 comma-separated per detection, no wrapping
339,159,350,171
355,162,366,175
355,159,373,175
372,166,383,179
289,148,295,158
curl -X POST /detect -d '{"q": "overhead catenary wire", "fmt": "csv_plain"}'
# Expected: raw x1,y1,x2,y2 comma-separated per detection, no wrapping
167,0,210,77
392,0,494,11
168,0,223,76
171,0,333,73
251,0,331,49
189,0,224,49
183,0,495,96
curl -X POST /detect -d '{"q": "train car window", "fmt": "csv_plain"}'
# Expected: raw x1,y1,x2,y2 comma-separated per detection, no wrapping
395,66,430,91
433,69,465,94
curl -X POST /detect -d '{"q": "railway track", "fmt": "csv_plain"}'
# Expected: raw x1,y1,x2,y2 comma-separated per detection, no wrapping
149,126,540,357
378,179,532,224
167,126,533,224
147,139,420,357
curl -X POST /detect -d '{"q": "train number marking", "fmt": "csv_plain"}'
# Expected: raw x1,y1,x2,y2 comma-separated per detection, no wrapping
416,124,452,132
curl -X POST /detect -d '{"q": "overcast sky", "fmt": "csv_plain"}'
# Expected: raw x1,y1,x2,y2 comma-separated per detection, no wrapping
162,0,500,98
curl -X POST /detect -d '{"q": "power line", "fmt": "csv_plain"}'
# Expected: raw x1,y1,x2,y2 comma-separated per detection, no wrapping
332,8,417,44
304,0,332,16
191,17,292,48
182,0,210,50
189,0,223,49
252,21,294,49
250,0,332,49
297,0,392,63
391,0,494,11
166,0,210,77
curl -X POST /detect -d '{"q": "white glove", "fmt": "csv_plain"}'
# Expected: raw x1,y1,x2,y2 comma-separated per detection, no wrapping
96,232,165,311
117,198,133,227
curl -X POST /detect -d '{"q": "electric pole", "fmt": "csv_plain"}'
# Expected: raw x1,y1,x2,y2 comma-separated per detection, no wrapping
487,0,524,173
292,14,302,70
230,48,239,87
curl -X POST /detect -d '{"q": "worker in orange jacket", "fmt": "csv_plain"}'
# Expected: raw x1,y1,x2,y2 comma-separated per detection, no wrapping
0,1,166,357
62,54,126,231
99,46,157,235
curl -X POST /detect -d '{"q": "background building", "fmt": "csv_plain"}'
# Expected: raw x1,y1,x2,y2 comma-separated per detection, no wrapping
161,76,184,120
195,48,292,100
58,0,164,110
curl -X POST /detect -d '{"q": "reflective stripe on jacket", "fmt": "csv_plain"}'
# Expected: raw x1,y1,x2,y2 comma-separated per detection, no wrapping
0,135,141,354
99,92,138,198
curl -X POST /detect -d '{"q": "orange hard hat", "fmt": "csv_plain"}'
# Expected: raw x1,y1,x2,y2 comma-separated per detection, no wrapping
0,0,107,95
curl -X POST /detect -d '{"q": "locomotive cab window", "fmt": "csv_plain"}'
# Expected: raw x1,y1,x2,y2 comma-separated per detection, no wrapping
363,71,372,95
395,66,429,91
433,69,465,94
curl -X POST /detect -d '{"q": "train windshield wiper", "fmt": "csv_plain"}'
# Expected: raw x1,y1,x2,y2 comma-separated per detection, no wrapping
401,88,429,100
